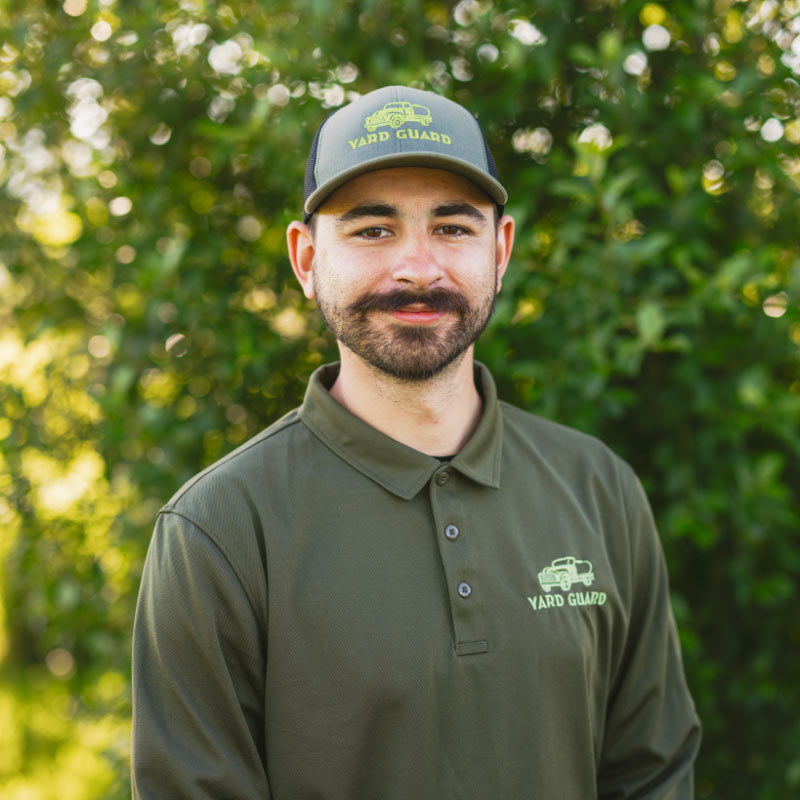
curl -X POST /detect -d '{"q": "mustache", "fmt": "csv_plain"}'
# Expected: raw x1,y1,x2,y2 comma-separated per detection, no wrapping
347,288,471,316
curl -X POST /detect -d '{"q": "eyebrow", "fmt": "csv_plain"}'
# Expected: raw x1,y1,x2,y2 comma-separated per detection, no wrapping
336,204,399,223
432,203,487,222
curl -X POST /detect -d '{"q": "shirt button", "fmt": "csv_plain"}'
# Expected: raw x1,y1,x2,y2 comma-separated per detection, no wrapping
435,470,451,486
457,581,472,598
444,524,459,540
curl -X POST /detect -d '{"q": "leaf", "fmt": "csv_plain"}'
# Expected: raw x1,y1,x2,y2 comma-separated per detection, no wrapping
636,301,666,345
568,43,597,67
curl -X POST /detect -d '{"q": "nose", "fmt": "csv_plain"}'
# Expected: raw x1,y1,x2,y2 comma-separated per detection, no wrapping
389,230,444,290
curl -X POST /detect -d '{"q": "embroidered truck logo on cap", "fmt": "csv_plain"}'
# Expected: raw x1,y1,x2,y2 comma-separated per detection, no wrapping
537,556,595,593
364,100,432,131
348,104,453,151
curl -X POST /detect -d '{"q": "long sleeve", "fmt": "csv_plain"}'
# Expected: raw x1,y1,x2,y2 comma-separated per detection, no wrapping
597,471,701,799
131,510,270,799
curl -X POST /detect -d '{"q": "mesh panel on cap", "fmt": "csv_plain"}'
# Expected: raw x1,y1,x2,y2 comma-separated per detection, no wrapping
475,115,504,218
303,111,335,223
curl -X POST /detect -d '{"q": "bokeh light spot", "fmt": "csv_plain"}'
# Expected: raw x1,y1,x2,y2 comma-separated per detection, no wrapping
785,119,800,144
271,307,307,340
189,156,212,178
30,211,83,247
335,63,359,83
454,0,480,26
760,118,784,142
46,648,76,678
643,24,670,51
88,335,111,358
762,292,788,318
266,84,290,106
63,0,87,17
208,40,243,75
90,21,113,42
165,333,189,357
115,245,135,263
237,215,263,242
109,196,132,216
623,51,648,76
512,127,553,157
477,43,499,63
510,19,547,46
149,122,172,145
702,160,727,194
176,394,197,420
97,169,117,188
157,301,177,323
578,123,613,150
640,3,667,26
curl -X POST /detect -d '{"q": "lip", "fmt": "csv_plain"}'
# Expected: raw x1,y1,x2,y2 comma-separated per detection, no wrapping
388,307,445,324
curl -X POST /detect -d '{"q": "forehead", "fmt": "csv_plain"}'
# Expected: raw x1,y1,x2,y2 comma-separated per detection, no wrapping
317,166,493,216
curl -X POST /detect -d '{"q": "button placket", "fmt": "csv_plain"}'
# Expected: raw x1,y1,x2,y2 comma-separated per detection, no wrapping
429,468,486,654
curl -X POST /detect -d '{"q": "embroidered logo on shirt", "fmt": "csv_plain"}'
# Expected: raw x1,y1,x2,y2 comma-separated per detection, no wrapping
526,556,607,611
538,556,594,592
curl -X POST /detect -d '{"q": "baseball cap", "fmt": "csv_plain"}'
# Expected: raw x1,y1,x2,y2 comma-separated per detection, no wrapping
303,85,507,221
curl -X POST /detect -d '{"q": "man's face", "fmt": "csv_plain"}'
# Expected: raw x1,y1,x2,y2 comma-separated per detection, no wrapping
293,167,513,382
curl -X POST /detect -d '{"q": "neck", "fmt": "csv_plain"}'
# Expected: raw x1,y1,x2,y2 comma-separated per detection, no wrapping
329,347,482,457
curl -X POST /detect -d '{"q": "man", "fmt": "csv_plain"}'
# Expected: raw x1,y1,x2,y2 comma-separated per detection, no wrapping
131,86,700,798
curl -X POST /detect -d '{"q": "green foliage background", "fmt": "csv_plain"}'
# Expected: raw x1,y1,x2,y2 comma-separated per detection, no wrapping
1,0,799,797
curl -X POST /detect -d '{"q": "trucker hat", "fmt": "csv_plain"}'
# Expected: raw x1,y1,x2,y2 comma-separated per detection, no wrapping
303,85,507,220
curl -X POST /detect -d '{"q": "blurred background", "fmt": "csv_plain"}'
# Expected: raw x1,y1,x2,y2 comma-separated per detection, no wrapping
1,0,799,797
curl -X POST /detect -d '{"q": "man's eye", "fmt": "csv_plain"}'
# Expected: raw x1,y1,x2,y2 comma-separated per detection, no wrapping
436,224,469,236
357,227,391,239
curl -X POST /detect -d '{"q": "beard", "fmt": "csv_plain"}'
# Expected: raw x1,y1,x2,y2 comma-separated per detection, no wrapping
314,276,498,382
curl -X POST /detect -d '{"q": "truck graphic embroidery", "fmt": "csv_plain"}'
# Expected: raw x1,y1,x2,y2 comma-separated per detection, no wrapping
364,101,432,131
537,557,595,592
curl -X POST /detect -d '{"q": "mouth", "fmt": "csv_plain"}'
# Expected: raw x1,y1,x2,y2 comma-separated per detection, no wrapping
348,289,470,322
388,303,446,325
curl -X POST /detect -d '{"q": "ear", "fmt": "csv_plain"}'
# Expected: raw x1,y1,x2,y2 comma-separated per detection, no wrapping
286,220,316,299
494,214,515,292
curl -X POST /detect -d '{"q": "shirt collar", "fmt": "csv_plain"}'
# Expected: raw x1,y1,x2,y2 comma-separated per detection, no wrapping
298,362,503,500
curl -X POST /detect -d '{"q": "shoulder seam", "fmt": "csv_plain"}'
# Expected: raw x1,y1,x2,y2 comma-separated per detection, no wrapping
157,507,264,624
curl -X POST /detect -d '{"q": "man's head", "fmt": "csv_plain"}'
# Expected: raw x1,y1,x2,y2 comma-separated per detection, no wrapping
287,87,514,382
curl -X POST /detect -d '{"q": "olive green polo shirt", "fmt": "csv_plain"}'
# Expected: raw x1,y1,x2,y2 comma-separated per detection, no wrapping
131,362,700,799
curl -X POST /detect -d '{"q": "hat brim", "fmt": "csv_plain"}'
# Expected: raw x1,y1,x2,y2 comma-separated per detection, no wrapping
303,151,508,216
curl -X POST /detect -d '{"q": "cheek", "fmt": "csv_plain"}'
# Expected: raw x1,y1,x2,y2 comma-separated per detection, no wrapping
435,241,496,283
318,252,387,294
313,262,365,308
453,256,499,296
